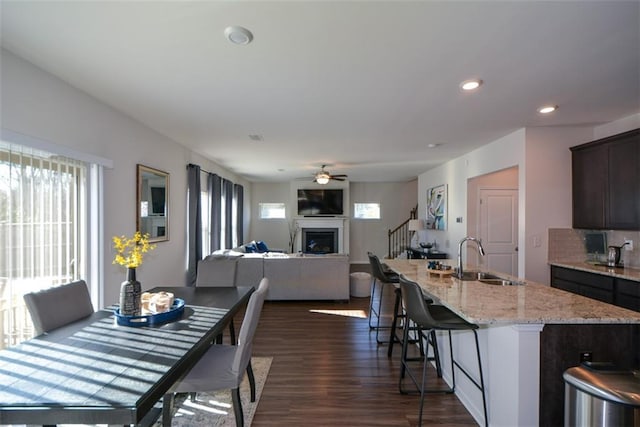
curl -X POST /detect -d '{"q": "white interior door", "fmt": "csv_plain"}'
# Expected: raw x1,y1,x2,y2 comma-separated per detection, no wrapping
478,188,518,276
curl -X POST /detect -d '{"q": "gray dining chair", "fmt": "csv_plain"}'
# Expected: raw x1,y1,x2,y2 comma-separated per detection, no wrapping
197,256,240,344
163,277,269,427
196,256,239,286
23,280,94,335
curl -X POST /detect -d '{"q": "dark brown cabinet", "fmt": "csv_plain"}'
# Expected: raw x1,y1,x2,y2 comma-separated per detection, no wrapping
551,265,614,304
571,128,640,230
551,265,640,312
617,278,640,312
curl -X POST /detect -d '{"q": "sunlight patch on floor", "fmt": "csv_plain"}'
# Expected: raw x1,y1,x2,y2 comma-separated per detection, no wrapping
309,309,368,318
180,398,229,415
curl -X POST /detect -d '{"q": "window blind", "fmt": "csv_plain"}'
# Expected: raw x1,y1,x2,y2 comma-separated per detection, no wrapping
0,141,87,348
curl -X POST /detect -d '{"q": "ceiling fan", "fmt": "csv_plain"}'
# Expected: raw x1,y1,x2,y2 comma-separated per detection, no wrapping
313,165,348,184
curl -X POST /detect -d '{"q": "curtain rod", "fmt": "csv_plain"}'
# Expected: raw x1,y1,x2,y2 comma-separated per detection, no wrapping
187,162,214,176
188,163,242,188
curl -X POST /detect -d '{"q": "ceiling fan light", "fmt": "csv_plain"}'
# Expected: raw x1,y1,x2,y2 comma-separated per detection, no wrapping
316,173,330,185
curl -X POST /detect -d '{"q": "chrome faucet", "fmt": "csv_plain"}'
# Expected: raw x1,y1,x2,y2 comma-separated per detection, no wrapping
457,236,486,279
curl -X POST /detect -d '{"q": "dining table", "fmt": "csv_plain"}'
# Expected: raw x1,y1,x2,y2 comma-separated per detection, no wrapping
0,285,255,426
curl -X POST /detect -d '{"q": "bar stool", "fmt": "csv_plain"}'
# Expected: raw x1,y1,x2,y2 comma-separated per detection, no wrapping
367,253,442,376
398,275,488,427
389,286,443,377
367,252,399,344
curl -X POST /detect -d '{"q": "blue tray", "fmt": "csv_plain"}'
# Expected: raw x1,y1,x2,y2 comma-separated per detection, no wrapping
114,298,185,327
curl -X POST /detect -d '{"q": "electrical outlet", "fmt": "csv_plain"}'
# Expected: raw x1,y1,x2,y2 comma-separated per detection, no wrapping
624,239,633,251
580,351,593,363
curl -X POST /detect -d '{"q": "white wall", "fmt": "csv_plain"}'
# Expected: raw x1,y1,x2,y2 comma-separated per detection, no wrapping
523,126,594,283
1,49,250,306
416,125,615,284
248,182,292,251
520,114,640,282
418,130,525,267
594,112,640,139
349,180,417,263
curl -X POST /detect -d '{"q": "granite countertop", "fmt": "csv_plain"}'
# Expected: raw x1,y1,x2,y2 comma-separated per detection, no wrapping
384,259,640,326
549,260,640,282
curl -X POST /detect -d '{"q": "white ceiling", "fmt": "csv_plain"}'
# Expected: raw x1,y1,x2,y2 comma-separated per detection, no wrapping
1,1,639,183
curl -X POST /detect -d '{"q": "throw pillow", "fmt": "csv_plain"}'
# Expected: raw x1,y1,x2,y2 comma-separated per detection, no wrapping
255,240,268,253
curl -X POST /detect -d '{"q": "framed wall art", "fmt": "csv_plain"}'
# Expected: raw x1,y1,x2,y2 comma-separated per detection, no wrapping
426,184,447,230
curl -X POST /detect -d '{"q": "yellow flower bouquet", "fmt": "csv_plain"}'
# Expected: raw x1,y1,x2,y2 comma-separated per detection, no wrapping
112,231,156,269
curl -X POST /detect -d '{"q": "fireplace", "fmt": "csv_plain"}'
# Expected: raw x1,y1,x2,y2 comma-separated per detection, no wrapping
295,218,346,254
302,228,338,254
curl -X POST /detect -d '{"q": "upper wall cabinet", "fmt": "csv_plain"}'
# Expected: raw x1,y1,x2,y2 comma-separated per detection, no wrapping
571,128,640,230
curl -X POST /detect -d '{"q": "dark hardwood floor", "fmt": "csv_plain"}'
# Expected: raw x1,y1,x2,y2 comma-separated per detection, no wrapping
248,284,478,426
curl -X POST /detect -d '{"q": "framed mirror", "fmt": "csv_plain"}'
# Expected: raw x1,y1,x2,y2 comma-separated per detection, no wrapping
137,164,169,243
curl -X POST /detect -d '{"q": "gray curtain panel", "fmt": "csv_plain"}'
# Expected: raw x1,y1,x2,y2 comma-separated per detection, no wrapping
187,165,245,285
234,183,244,245
186,163,202,287
223,178,234,249
208,173,222,253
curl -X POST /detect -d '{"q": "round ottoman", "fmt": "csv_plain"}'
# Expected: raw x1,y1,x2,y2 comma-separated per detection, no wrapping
350,272,372,297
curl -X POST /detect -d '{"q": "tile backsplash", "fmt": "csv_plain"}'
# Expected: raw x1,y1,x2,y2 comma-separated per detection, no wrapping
548,228,640,268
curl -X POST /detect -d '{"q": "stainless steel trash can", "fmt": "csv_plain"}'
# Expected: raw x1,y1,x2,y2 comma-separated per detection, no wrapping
563,364,640,427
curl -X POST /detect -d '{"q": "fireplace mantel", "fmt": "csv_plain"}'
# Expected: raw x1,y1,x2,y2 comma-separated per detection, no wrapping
295,217,347,254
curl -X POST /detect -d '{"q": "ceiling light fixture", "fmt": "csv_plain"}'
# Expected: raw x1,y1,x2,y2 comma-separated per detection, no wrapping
460,79,483,91
315,172,330,185
538,105,558,114
224,26,253,45
427,143,440,148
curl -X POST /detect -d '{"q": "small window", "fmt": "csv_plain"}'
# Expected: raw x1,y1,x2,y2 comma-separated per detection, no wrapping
260,203,286,219
354,203,380,219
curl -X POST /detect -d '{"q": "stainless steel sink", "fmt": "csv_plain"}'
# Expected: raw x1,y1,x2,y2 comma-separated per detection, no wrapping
455,271,525,286
478,278,524,286
455,271,501,281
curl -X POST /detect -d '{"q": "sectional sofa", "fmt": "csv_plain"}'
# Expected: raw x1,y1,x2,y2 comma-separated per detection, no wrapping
196,252,350,301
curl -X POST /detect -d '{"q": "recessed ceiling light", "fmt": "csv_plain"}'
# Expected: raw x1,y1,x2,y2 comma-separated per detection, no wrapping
538,105,558,114
427,143,440,148
224,26,253,45
460,79,483,91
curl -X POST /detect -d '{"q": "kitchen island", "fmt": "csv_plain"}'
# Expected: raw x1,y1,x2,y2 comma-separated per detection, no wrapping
385,259,640,427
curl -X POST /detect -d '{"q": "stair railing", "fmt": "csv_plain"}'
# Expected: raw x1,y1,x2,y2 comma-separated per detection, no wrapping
387,205,418,259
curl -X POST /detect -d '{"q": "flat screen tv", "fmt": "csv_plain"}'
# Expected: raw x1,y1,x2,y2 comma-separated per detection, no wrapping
297,189,344,215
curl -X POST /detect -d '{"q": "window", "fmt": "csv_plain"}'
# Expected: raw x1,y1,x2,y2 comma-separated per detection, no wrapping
0,141,87,349
259,203,286,219
198,171,244,253
353,203,381,219
200,188,211,255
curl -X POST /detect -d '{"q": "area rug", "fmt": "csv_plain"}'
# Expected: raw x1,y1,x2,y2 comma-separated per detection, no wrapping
158,356,273,427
